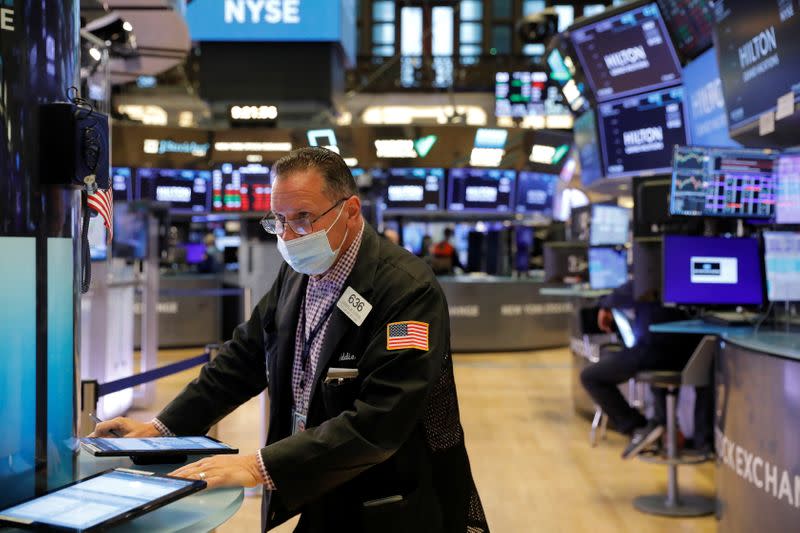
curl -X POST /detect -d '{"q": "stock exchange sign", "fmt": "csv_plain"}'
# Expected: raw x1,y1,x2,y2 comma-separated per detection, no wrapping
187,0,345,42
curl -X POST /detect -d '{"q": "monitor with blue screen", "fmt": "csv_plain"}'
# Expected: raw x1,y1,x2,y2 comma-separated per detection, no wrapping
682,48,740,148
569,2,682,102
448,168,516,212
589,247,628,290
88,216,107,262
662,235,764,306
574,111,604,187
375,168,444,213
776,154,800,224
763,231,800,303
111,167,133,203
516,172,557,215
137,168,212,213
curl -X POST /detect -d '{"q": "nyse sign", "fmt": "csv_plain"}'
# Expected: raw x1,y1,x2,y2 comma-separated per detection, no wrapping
224,0,300,25
1,6,14,32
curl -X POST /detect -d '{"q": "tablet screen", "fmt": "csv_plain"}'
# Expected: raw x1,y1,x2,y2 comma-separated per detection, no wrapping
84,436,233,454
0,469,198,530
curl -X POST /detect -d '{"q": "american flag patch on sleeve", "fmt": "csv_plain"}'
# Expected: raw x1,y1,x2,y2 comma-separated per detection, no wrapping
386,321,429,351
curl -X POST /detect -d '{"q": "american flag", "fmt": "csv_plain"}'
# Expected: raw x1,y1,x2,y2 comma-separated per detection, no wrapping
87,187,113,239
387,321,429,351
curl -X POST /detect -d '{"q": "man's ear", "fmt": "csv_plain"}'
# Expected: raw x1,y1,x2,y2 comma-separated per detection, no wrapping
347,196,362,219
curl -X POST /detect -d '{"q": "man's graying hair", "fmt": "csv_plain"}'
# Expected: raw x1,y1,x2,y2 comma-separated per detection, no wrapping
273,147,358,200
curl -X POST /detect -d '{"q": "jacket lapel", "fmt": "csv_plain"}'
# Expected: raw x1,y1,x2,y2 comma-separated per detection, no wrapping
269,270,307,442
307,224,381,410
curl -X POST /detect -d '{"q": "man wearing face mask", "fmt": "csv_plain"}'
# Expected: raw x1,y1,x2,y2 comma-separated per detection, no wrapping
91,147,489,533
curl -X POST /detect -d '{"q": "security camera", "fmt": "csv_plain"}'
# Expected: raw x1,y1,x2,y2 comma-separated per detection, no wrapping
517,8,559,44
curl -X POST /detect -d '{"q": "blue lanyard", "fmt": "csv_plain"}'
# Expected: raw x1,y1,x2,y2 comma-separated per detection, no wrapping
298,294,338,393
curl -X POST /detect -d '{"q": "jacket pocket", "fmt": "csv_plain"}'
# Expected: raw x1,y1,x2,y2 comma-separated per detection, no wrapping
360,488,422,533
320,378,359,417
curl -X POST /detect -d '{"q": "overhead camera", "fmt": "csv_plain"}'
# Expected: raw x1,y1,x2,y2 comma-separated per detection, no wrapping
516,8,559,45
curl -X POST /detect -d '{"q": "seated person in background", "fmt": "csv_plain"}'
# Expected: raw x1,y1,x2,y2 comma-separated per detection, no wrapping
430,228,462,276
418,235,433,260
579,280,706,459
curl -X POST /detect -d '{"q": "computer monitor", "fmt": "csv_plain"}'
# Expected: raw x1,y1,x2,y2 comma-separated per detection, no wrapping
670,145,777,218
590,205,629,246
375,168,445,213
713,0,800,132
447,168,516,213
212,163,272,213
111,167,133,203
88,216,107,262
515,172,558,215
570,2,682,102
682,48,740,148
543,242,589,282
776,154,800,224
574,111,604,187
589,247,628,290
633,237,662,302
655,0,715,60
495,71,561,118
632,176,671,237
763,231,800,302
662,235,764,307
136,168,212,214
112,202,148,260
598,86,689,178
183,243,206,265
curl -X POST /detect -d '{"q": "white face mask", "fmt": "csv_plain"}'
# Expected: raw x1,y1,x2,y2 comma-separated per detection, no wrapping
277,204,348,275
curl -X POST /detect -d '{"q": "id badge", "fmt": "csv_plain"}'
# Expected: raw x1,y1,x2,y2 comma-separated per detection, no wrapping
292,410,307,435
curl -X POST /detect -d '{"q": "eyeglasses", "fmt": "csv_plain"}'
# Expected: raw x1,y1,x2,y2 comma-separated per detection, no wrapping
260,198,347,236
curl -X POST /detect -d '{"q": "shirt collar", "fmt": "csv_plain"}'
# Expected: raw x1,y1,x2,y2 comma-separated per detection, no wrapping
309,219,365,289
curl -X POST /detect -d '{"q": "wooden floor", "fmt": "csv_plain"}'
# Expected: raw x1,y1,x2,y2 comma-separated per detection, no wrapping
130,347,716,533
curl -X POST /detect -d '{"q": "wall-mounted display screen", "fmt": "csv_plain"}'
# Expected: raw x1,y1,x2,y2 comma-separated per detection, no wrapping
598,86,689,178
670,145,777,218
663,235,764,306
570,2,682,102
763,231,800,302
111,167,133,203
656,0,715,60
212,163,272,213
516,172,558,215
495,72,569,118
136,168,212,213
776,154,800,224
376,168,445,212
589,247,628,290
590,205,629,246
448,168,516,213
574,111,604,186
682,48,739,148
713,0,800,131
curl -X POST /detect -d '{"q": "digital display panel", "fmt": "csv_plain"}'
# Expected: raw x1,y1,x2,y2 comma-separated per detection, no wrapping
670,146,777,218
495,72,569,118
598,86,689,178
763,231,800,302
589,247,628,289
776,154,800,224
713,0,800,130
656,0,715,59
448,168,516,212
112,203,148,260
516,172,558,215
212,163,272,213
682,48,740,148
663,235,764,306
136,168,212,213
376,168,445,212
574,111,604,186
88,216,107,262
111,167,133,203
0,470,198,531
570,2,682,102
590,205,629,246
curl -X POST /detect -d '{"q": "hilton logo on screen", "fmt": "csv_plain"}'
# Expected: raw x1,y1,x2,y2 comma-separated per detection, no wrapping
738,26,779,82
224,0,301,24
622,126,664,155
603,46,650,77
1,1,14,32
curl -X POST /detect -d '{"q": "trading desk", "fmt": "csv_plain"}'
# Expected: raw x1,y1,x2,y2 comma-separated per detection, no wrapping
650,321,800,532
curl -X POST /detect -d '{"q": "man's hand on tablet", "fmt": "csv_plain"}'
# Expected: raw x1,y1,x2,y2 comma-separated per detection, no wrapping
89,417,161,438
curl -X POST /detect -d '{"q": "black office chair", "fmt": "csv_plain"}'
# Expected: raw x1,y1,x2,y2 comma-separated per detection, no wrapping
632,336,717,517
